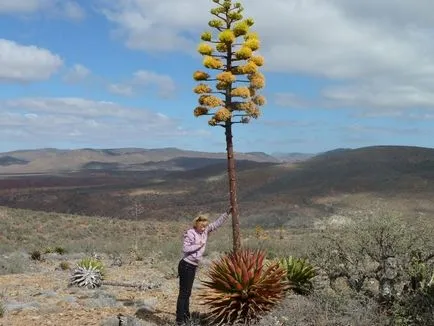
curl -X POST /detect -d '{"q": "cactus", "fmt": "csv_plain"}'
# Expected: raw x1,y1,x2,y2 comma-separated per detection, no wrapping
69,257,105,289
201,249,287,325
278,256,317,295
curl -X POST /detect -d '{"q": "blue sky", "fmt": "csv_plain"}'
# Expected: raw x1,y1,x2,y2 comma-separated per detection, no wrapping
1,0,434,154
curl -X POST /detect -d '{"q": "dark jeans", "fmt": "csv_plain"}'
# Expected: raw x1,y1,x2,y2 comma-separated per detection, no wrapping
176,259,197,325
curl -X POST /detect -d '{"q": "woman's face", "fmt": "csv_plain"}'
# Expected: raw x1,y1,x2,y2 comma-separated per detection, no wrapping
195,222,207,234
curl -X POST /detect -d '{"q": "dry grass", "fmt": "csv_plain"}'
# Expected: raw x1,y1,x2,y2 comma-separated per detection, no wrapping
1,204,433,325
0,206,185,257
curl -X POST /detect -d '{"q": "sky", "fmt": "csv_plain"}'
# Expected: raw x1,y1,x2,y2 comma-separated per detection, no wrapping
1,0,434,154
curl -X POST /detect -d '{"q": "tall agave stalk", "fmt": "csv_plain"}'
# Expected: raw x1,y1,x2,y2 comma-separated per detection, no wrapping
194,0,266,253
201,249,286,325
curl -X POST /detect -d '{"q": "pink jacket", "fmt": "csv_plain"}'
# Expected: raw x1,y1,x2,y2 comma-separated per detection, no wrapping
182,212,229,266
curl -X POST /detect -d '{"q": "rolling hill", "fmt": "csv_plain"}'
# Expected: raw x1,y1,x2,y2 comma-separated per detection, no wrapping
0,147,282,174
0,145,433,227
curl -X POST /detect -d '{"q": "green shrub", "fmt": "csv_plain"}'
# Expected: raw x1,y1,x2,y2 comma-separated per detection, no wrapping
59,261,70,270
278,256,317,295
54,246,67,255
0,301,5,318
30,250,42,261
43,247,55,254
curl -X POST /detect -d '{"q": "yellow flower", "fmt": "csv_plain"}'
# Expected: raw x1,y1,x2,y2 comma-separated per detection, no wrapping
203,56,223,69
228,12,242,21
233,21,249,37
235,46,253,60
249,55,264,67
214,108,232,122
252,95,266,106
239,61,258,74
237,101,256,112
244,32,259,41
197,43,214,55
219,30,236,43
208,117,217,126
249,72,265,89
199,95,223,107
248,107,261,118
194,106,209,117
209,19,223,29
216,42,228,53
193,71,210,81
245,39,260,51
245,18,255,27
231,87,250,98
194,84,212,94
231,66,244,75
201,32,212,42
216,71,236,84
216,81,230,90
249,87,256,97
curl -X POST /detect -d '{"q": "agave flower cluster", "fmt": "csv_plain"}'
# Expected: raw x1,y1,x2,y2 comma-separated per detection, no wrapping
201,249,287,325
193,0,266,126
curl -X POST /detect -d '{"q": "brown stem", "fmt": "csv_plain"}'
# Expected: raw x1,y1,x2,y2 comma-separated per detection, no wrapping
224,18,241,253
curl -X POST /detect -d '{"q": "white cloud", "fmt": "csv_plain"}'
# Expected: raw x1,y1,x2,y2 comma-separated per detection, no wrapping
0,0,85,20
108,70,176,98
0,39,63,82
274,93,313,109
98,0,434,110
0,97,206,146
108,84,134,96
100,0,209,52
63,64,91,83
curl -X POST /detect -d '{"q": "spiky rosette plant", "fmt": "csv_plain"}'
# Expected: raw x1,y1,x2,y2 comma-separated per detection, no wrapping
194,0,266,253
69,257,105,289
278,256,317,295
200,249,286,325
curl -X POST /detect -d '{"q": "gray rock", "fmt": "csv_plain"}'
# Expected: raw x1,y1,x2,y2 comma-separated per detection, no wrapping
83,290,120,308
5,300,40,312
33,290,57,298
100,314,147,326
63,296,78,303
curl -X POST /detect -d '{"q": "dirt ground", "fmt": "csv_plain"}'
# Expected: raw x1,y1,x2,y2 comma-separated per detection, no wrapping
0,255,210,326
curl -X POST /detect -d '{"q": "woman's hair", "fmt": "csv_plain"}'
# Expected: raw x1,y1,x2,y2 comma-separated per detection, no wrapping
193,213,209,227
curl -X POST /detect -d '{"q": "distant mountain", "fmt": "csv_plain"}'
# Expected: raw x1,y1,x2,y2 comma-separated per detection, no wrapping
0,147,280,174
0,156,29,166
2,145,434,223
271,152,316,162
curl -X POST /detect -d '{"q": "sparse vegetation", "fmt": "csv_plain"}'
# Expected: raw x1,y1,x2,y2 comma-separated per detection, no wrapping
0,300,5,318
59,261,70,270
0,193,433,325
54,246,67,255
30,250,42,261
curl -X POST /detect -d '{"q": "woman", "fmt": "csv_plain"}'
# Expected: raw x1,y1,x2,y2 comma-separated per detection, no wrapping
176,207,232,325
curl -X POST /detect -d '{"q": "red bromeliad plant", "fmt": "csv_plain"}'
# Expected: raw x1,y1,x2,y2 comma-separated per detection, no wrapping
200,249,287,325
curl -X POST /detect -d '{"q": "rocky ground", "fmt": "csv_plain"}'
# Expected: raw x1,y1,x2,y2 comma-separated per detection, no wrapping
0,251,218,326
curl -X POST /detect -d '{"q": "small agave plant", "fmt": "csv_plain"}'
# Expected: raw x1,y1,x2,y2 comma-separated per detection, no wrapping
278,256,317,295
69,257,105,289
201,248,287,325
